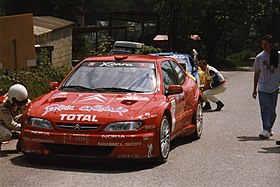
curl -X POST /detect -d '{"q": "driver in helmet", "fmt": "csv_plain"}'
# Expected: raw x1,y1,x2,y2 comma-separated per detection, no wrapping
0,84,30,154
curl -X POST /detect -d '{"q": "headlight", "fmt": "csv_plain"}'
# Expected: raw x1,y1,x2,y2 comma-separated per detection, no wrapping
28,118,53,129
104,121,143,132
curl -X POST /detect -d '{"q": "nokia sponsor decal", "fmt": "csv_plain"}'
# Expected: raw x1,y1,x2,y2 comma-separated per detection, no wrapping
101,135,125,139
43,104,74,116
60,114,98,122
79,105,128,115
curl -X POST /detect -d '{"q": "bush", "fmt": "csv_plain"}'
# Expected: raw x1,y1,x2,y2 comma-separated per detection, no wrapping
226,50,256,67
0,49,71,100
136,45,162,54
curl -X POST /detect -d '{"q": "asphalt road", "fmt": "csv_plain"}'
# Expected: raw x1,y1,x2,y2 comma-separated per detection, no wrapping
1,70,279,187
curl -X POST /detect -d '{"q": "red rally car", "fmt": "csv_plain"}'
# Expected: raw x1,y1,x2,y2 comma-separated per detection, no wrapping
20,54,203,164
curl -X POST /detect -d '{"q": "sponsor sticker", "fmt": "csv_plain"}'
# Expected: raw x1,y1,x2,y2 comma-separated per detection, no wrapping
79,105,128,116
60,114,98,122
43,104,74,116
97,142,141,147
170,98,176,131
116,93,149,101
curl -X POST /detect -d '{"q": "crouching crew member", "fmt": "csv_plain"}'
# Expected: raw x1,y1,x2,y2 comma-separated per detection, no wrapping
0,84,30,154
198,60,226,111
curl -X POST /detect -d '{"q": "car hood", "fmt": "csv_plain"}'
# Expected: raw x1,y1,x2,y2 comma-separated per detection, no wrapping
28,91,156,122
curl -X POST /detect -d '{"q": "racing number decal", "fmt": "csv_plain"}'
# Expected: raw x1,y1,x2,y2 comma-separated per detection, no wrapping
170,98,176,131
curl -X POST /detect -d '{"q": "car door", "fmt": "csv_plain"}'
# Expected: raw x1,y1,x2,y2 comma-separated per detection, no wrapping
160,60,186,133
169,60,194,126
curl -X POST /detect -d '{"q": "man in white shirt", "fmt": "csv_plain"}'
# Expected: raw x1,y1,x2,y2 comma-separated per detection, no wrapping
252,35,280,139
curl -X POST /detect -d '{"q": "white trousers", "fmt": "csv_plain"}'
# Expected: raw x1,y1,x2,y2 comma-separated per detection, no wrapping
202,83,226,103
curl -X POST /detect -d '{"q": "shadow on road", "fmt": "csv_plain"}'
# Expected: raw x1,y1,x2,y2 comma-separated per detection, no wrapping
258,146,280,154
0,149,20,157
237,136,276,142
10,154,159,173
9,137,194,173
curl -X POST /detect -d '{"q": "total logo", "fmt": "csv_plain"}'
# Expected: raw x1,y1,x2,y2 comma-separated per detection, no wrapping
60,114,98,122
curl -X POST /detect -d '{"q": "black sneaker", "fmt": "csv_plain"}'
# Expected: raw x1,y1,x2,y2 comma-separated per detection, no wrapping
203,102,211,110
276,141,280,145
215,101,224,111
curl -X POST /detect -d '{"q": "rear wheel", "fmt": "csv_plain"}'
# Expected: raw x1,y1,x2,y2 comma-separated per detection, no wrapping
157,116,171,164
190,100,203,140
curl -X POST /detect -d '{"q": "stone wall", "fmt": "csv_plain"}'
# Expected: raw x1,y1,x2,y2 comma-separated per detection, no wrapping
35,27,72,67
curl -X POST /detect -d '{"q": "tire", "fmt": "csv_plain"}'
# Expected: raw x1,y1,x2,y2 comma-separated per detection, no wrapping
190,100,203,140
157,116,171,164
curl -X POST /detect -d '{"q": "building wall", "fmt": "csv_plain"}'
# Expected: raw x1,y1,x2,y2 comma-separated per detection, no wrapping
0,14,36,69
35,27,72,67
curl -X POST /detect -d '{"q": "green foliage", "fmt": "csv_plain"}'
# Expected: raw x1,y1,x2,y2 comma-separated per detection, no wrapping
136,45,162,54
226,50,256,67
91,35,115,56
227,50,256,62
73,33,115,58
0,49,71,100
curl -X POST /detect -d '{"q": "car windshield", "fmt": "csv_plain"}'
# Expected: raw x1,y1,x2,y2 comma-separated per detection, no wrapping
61,61,157,93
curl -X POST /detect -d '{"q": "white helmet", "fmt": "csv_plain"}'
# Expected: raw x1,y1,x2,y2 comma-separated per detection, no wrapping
8,84,28,106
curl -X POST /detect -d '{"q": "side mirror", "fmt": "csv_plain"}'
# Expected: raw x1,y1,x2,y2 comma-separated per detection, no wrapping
167,85,183,95
48,82,59,91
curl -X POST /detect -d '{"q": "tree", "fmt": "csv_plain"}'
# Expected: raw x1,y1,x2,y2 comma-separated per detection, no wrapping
155,0,280,64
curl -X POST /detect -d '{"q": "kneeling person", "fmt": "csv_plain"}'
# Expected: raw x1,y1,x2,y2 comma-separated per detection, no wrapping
198,60,226,111
0,84,30,153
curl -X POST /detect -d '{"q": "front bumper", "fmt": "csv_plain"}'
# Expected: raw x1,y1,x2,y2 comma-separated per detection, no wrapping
21,129,158,159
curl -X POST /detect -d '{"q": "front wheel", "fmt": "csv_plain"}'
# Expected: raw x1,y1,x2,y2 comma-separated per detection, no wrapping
157,116,171,164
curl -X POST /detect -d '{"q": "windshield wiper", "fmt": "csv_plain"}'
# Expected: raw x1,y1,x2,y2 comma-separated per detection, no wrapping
60,85,96,92
93,87,144,93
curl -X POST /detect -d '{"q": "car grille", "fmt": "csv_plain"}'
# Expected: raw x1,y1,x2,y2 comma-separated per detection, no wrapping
44,143,114,157
56,122,101,131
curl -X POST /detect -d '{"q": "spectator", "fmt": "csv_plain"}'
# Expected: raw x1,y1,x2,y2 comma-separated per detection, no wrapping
252,34,280,139
198,60,226,111
0,84,30,155
191,49,198,62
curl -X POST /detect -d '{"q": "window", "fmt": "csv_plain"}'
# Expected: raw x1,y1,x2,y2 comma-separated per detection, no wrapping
161,61,178,93
169,60,185,84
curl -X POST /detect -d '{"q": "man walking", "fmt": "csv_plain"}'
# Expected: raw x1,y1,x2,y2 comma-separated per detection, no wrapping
252,35,280,139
